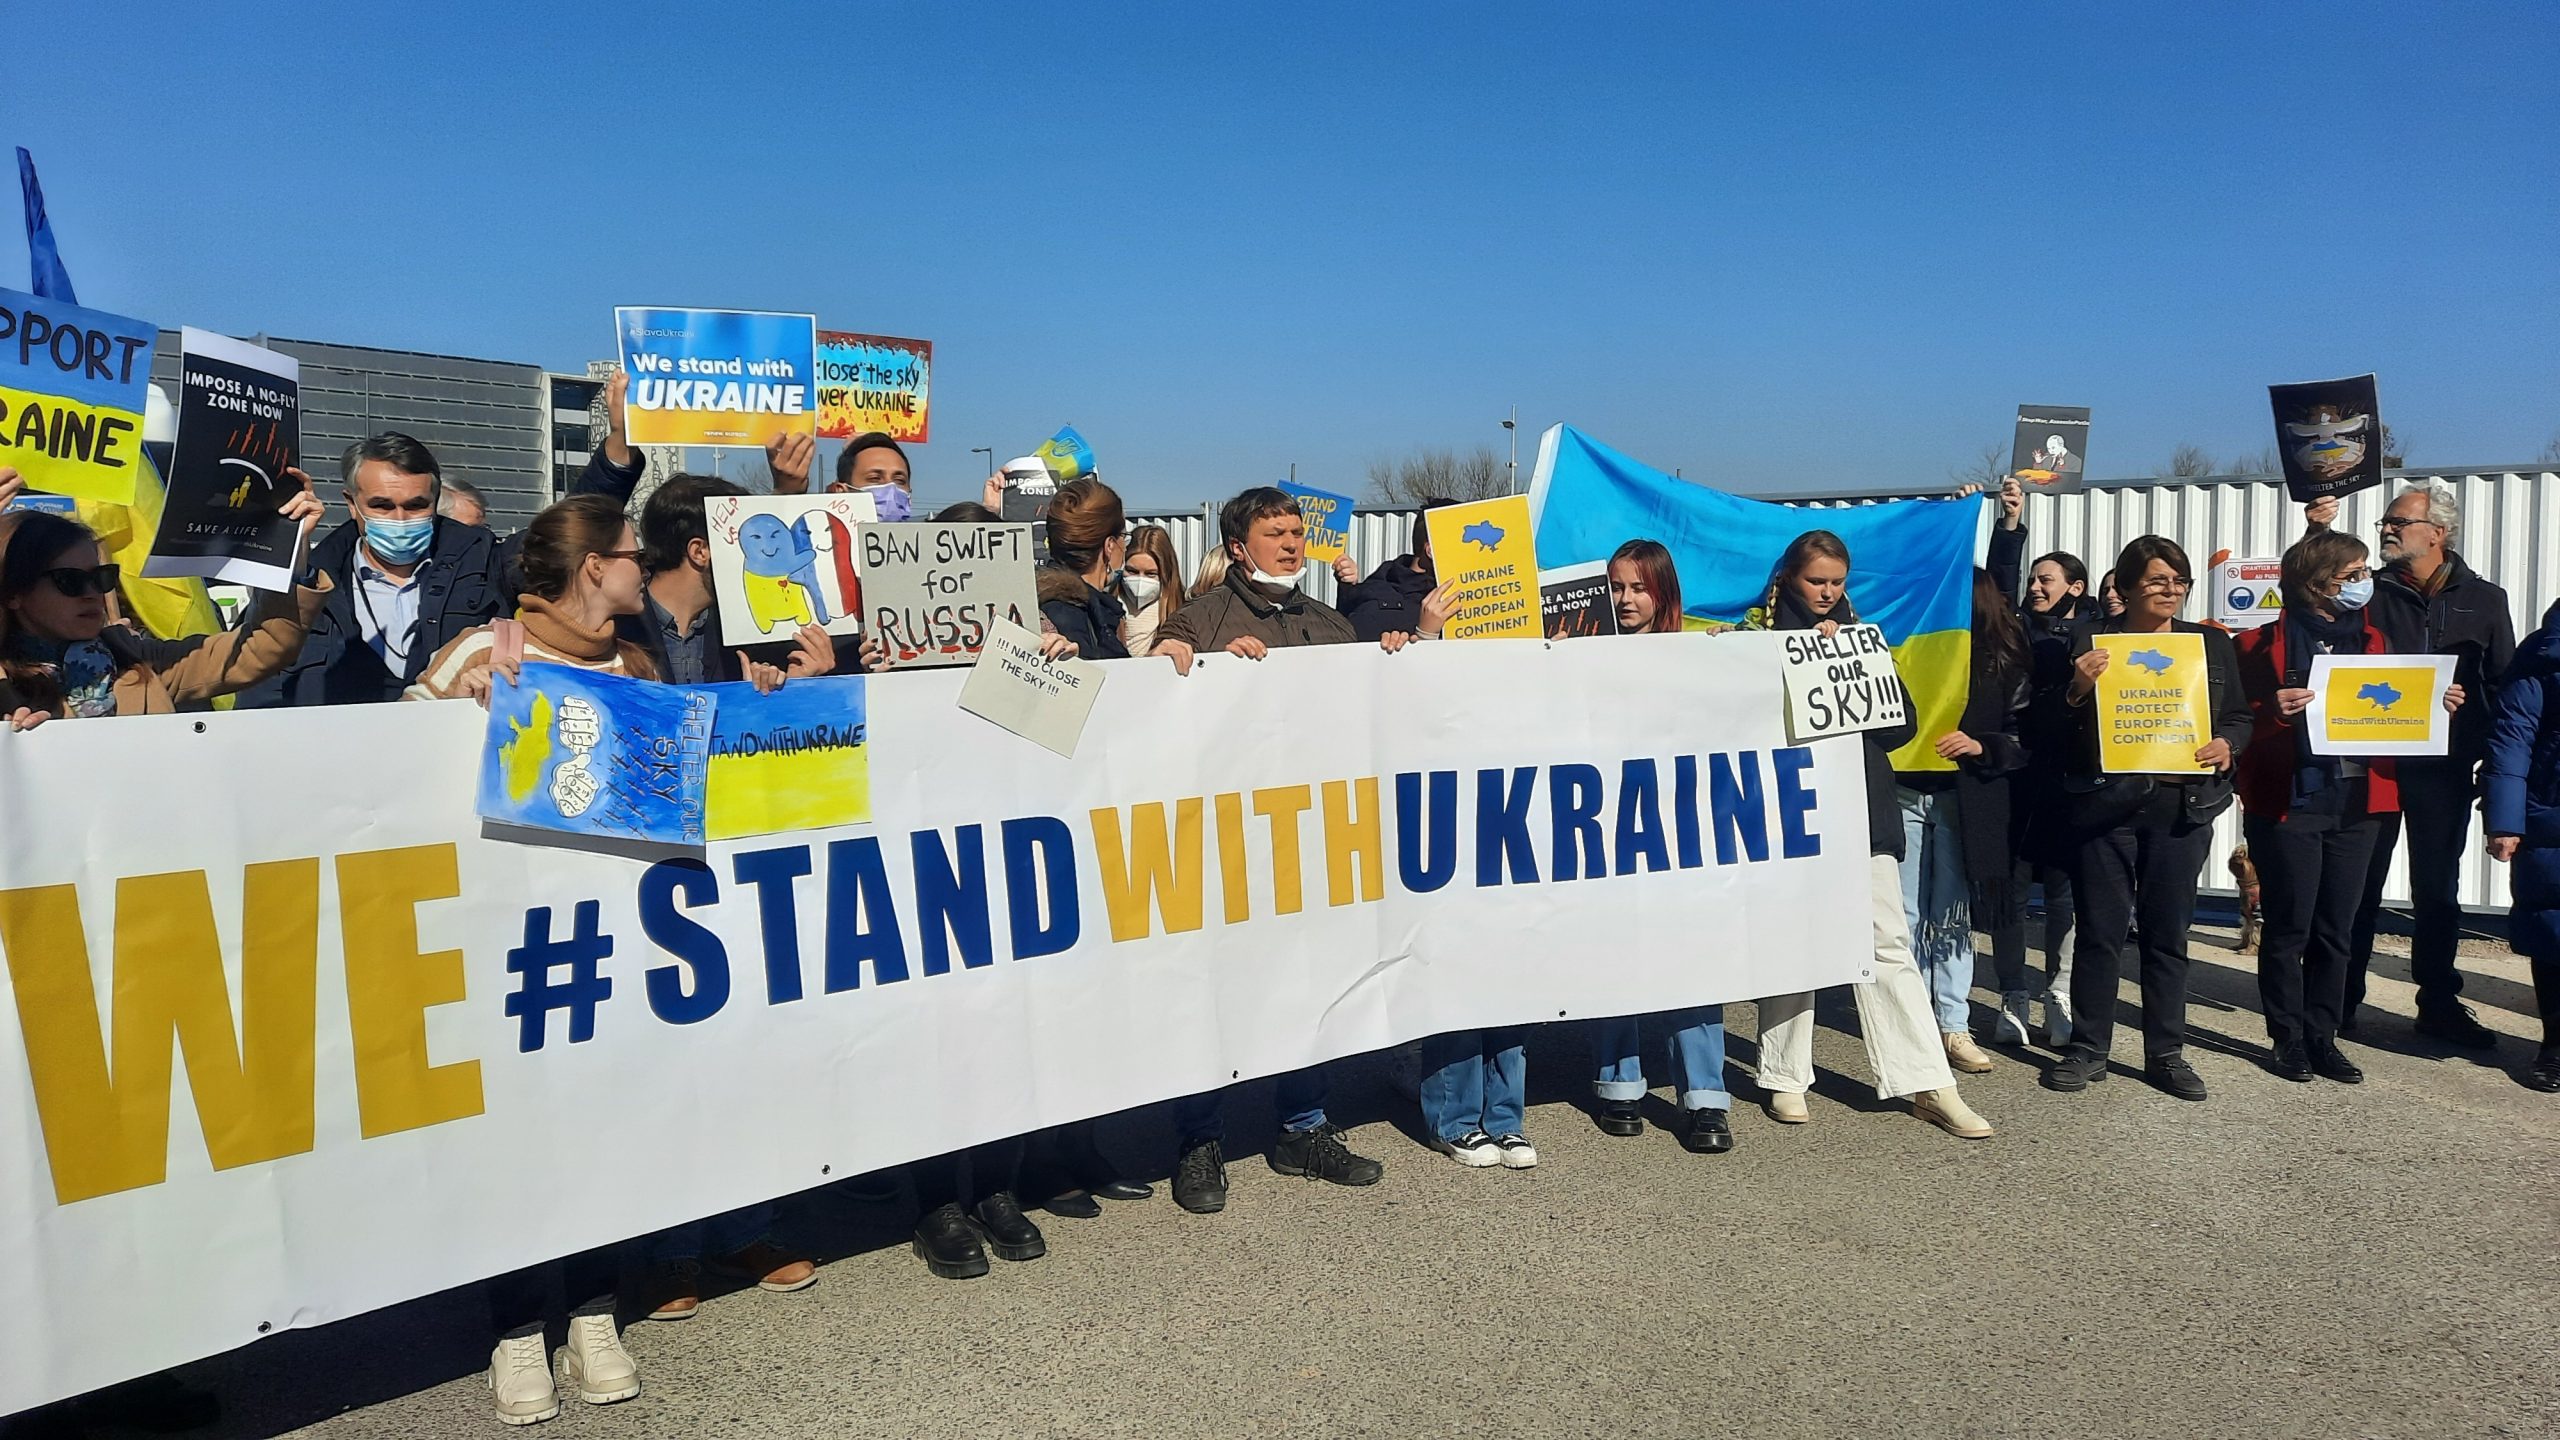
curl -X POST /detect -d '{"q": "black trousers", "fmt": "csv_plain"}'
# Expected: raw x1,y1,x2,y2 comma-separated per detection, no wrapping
2350,761,2473,1016
1990,859,2074,997
2247,793,2383,1051
2536,952,2560,1052
487,1249,618,1340
912,1136,1024,1214
2069,787,2213,1064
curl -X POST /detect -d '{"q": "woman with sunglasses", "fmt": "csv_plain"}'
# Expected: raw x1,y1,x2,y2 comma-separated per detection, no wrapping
0,471,326,727
2047,536,2253,1101
406,493,668,704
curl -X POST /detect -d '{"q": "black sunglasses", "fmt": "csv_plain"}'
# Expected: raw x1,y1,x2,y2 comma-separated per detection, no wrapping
41,564,120,598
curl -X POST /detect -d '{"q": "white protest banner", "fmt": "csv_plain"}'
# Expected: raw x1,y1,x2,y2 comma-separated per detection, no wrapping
704,491,877,648
2213,557,2283,631
856,522,1038,669
1777,623,1908,742
0,635,1867,1413
957,615,1106,756
2304,653,2457,758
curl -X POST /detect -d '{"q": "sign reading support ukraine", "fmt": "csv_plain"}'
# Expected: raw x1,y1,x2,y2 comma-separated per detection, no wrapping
1527,425,1988,771
0,288,157,505
615,307,818,448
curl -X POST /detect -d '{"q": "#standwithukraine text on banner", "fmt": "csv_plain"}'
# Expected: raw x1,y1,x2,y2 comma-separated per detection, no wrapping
0,636,1867,1412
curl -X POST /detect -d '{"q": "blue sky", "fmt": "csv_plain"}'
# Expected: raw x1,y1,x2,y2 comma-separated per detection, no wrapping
12,2,2557,505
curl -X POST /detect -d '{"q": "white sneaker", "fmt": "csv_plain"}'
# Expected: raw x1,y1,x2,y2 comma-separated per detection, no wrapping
561,1313,640,1405
1493,1133,1538,1169
486,1334,559,1426
1911,1087,1994,1140
2043,989,2074,1048
1765,1091,1810,1124
1433,1128,1503,1167
1993,993,2034,1046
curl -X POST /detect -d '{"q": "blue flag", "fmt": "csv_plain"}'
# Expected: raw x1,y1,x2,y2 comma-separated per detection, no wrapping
16,148,77,303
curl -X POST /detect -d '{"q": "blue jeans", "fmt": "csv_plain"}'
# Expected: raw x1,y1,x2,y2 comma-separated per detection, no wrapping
1591,1009,1730,1110
1897,784,1974,1032
1418,1029,1527,1141
643,1203,774,1265
1173,1066,1328,1144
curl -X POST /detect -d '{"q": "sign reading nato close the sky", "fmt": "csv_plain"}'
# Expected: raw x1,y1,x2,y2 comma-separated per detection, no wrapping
615,307,818,448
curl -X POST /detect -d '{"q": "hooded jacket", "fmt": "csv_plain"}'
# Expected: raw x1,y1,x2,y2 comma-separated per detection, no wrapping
1037,566,1131,660
1338,556,1436,643
2484,600,2560,957
2365,550,2516,773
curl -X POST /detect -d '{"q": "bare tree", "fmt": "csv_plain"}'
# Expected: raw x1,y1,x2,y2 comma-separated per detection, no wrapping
2156,444,2217,479
2379,423,2408,468
1366,446,1507,506
2540,431,2560,465
2232,445,2283,477
1948,439,2011,489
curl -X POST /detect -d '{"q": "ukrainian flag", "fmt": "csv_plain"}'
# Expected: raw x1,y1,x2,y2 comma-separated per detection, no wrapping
1529,426,1987,772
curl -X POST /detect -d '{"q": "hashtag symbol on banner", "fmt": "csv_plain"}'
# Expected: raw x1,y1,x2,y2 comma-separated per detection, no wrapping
503,901,615,1052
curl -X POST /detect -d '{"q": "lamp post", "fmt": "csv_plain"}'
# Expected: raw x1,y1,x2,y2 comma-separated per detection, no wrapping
1501,406,1518,494
970,446,994,491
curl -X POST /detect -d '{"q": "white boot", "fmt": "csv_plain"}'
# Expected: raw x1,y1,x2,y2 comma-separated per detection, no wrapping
1911,1087,1994,1139
1993,992,2034,1046
561,1313,640,1405
486,1334,560,1426
1764,1091,1809,1124
2043,989,2074,1048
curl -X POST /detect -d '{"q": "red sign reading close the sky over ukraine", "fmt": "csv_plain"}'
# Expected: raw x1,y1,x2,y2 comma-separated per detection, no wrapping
816,331,932,443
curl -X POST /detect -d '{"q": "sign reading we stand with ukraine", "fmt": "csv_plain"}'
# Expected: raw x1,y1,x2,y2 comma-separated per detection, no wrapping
615,306,818,448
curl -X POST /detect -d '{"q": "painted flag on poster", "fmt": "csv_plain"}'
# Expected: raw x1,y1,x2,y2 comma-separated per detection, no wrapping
2092,632,2211,774
145,329,306,590
703,675,871,839
1426,495,1539,640
0,287,155,504
2269,373,2385,503
704,491,878,649
1280,483,1353,563
615,307,817,448
1528,424,1987,771
2305,653,2456,758
2009,404,2090,496
815,331,931,442
477,665,715,845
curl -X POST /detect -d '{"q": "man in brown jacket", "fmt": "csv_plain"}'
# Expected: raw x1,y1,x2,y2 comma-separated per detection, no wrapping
1147,486,1449,1213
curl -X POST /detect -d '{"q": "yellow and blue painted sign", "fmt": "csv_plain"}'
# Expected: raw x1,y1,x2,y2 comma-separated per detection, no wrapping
0,288,156,505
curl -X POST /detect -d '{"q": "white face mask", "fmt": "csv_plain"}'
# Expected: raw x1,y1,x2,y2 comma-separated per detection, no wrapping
1246,565,1307,590
1120,574,1162,605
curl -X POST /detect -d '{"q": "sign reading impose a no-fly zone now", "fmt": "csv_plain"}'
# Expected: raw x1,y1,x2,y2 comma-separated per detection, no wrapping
1778,624,1908,742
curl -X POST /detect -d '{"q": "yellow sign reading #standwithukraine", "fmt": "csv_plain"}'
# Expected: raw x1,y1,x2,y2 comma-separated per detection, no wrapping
2093,632,2211,774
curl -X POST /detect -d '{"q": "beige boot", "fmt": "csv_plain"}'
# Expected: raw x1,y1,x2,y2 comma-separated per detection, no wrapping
486,1334,560,1426
1911,1087,1993,1139
561,1314,640,1405
1764,1091,1810,1124
1944,1030,1995,1073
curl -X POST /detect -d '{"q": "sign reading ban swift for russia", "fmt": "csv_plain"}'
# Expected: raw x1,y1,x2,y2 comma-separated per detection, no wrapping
615,306,818,448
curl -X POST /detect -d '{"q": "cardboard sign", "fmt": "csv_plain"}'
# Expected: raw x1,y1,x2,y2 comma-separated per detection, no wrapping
704,491,878,648
855,522,1040,669
1425,495,1539,640
2093,632,2212,774
2269,373,2384,503
2305,653,2456,758
956,615,1106,758
145,330,305,590
815,331,931,442
1539,561,1618,641
701,675,870,839
615,307,818,448
1778,624,1909,741
1280,483,1353,563
0,288,156,504
2212,557,2284,631
2010,404,2090,496
478,665,714,845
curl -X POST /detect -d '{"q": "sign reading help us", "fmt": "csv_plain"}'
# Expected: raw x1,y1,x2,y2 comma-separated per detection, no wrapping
1778,623,1908,742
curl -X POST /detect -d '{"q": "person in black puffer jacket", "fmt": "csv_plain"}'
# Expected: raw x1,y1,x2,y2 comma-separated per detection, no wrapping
1335,499,1455,642
1988,547,2094,1048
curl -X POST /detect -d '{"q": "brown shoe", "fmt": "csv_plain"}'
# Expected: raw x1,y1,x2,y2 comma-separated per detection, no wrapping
713,1240,817,1294
1944,1031,1995,1074
642,1258,702,1321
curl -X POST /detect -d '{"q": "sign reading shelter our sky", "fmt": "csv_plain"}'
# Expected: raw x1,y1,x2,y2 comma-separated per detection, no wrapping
615,307,818,448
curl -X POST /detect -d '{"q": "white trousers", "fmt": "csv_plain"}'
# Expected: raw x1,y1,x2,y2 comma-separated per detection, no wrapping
1757,852,1958,1101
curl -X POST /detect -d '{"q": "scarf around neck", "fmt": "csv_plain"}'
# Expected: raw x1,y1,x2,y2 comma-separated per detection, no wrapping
514,594,624,663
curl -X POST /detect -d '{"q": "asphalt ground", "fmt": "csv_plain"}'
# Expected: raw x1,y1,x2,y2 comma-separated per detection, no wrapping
46,918,2560,1440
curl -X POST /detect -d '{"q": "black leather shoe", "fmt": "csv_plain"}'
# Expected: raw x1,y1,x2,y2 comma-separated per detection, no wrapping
1269,1123,1384,1186
970,1192,1047,1262
2041,1053,2109,1092
2270,1044,2315,1082
912,1202,989,1279
2306,1039,2364,1084
2147,1054,2209,1102
1058,1124,1154,1201
1678,1107,1734,1154
1087,1176,1153,1201
2524,1053,2560,1092
1173,1139,1228,1214
1040,1187,1103,1220
2415,1006,2500,1050
2337,1009,2362,1040
1592,1099,1644,1137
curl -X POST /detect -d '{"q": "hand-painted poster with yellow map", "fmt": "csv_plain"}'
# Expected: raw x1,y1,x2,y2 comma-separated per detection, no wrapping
478,665,714,844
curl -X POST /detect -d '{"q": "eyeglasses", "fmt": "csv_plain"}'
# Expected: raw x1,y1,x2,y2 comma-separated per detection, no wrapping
593,548,645,563
2138,577,2193,594
2337,567,2373,584
39,564,120,598
2376,516,2436,531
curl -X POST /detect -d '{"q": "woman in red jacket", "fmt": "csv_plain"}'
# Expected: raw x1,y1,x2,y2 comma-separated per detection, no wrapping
2235,530,2463,1083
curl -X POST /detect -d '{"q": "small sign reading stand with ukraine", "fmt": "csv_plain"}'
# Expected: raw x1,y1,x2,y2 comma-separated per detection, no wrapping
2304,653,2458,758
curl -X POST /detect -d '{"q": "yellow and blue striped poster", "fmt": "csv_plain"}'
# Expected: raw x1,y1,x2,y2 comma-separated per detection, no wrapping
0,288,156,504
